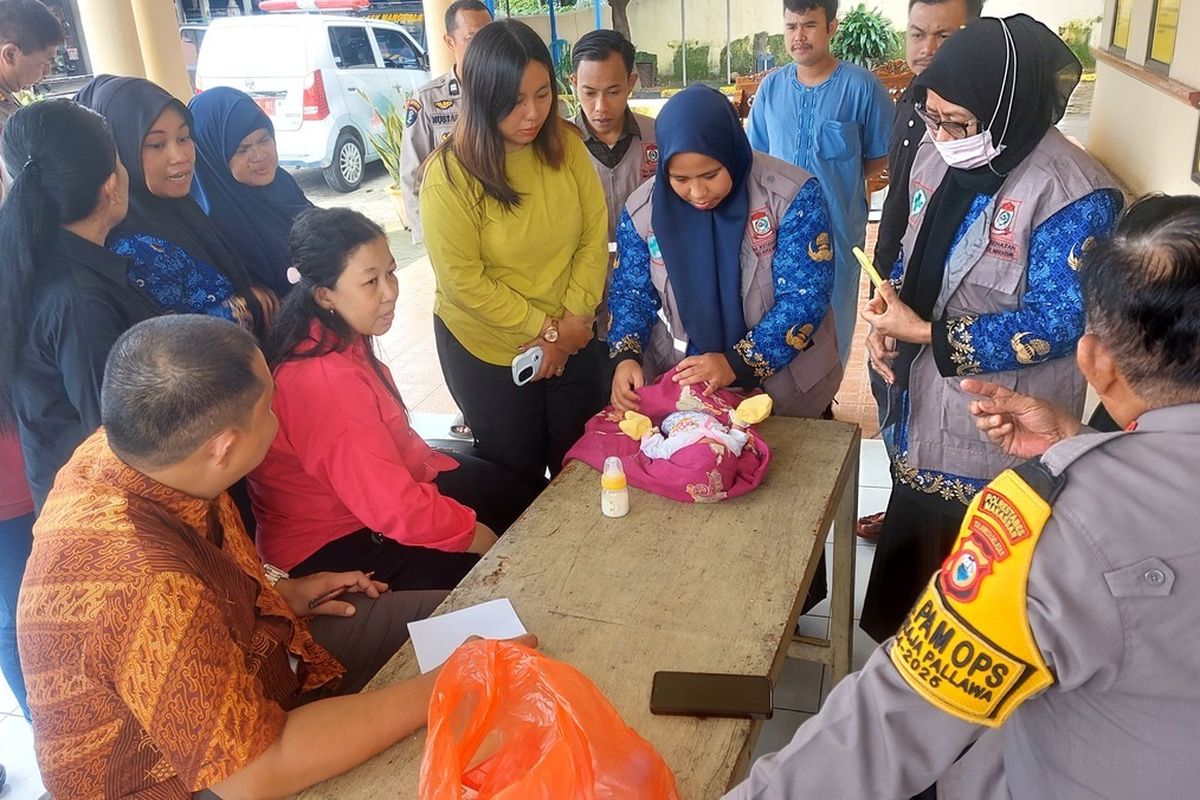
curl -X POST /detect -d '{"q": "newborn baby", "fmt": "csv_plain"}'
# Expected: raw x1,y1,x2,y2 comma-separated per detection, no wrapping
619,391,773,461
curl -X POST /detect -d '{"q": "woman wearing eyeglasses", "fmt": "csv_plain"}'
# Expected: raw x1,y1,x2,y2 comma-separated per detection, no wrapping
858,15,1123,643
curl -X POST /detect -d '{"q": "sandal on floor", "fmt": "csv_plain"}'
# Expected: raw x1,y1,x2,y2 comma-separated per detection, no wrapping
856,511,885,543
448,413,472,441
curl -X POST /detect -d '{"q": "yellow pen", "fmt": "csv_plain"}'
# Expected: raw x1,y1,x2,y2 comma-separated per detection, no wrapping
852,246,886,290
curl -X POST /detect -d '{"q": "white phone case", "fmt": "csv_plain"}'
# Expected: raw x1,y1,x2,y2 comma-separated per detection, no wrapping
511,346,544,386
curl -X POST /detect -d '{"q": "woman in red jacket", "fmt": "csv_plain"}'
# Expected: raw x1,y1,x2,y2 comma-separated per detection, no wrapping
250,207,536,589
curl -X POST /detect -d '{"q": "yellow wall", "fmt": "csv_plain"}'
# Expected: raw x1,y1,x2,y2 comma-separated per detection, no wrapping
1089,62,1199,195
1089,0,1200,195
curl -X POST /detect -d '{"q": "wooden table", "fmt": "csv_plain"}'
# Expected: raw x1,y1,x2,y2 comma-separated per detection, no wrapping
297,417,860,799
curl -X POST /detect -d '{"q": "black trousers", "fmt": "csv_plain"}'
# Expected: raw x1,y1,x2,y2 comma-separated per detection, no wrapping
859,485,967,643
434,315,606,489
290,451,537,591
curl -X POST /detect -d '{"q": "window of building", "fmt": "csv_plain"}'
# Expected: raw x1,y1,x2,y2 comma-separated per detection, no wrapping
1148,0,1180,70
1111,0,1134,52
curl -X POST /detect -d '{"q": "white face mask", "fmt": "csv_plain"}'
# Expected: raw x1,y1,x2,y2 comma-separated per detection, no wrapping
933,129,1006,170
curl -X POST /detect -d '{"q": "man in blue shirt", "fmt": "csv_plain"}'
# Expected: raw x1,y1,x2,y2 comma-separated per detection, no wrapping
748,0,894,366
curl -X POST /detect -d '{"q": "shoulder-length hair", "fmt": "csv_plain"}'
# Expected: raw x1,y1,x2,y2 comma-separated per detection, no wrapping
440,19,565,211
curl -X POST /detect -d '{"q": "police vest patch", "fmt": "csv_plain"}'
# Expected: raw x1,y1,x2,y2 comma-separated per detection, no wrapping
890,468,1055,727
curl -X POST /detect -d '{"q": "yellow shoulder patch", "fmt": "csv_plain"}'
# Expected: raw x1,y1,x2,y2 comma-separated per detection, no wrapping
890,469,1055,727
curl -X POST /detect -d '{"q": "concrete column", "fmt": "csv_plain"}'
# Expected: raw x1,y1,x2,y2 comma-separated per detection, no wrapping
422,0,455,76
130,0,192,101
75,0,146,79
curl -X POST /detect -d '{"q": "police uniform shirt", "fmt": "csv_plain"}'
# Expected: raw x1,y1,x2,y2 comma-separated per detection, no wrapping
724,404,1200,800
399,70,462,243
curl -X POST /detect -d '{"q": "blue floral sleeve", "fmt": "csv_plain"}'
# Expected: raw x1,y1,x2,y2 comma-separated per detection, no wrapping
932,188,1123,376
111,234,255,331
607,210,660,361
730,178,835,380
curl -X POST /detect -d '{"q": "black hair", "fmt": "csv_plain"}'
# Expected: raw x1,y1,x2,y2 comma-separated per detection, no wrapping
0,99,117,427
1081,194,1200,405
265,207,405,407
908,0,984,20
783,0,838,23
0,0,63,53
442,19,565,211
445,0,490,35
571,29,636,74
102,315,265,469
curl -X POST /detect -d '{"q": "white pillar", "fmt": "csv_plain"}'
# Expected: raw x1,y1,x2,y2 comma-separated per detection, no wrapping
422,0,455,76
130,0,193,101
75,0,146,79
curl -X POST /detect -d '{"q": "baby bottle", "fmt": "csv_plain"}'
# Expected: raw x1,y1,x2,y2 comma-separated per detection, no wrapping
601,456,630,518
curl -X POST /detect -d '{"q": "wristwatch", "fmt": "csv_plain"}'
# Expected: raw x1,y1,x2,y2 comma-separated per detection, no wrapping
542,317,560,344
262,563,289,586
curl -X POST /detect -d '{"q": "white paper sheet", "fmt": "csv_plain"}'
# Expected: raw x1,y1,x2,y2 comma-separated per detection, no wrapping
407,598,528,673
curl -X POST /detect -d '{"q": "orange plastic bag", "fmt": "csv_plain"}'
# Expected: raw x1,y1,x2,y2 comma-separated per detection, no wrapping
420,639,681,800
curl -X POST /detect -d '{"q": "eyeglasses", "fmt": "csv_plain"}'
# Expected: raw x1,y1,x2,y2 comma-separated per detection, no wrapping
915,104,977,140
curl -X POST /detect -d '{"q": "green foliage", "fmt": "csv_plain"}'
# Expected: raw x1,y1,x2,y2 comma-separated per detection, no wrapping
555,39,573,84
503,0,579,14
557,75,580,119
363,97,406,189
766,34,788,66
634,50,657,68
719,36,756,77
669,41,712,82
831,3,899,69
1059,16,1101,71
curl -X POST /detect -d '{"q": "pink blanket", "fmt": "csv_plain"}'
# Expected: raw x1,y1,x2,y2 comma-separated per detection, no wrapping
565,369,771,503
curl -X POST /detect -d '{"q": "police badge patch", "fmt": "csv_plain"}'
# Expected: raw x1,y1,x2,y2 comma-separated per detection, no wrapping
404,98,422,128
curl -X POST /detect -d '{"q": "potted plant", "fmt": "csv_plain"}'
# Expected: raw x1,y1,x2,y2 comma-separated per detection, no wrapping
362,94,409,225
831,3,901,70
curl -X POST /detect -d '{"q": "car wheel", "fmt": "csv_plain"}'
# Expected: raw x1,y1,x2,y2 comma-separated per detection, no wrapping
323,131,364,192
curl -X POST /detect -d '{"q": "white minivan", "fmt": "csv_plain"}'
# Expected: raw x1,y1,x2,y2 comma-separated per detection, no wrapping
196,14,430,192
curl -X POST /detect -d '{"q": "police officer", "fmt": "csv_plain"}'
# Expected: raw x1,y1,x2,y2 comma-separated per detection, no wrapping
399,0,491,244
722,193,1200,799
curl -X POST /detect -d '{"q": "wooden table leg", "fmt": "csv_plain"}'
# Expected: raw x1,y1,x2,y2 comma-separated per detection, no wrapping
828,448,859,686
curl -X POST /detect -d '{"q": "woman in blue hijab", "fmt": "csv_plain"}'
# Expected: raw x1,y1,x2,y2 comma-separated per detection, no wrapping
608,84,843,421
189,87,313,297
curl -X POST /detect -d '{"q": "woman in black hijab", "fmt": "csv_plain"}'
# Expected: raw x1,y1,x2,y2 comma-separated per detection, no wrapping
76,76,269,334
856,16,1125,643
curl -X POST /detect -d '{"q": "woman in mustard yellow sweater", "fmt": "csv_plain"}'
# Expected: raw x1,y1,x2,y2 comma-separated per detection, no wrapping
421,19,609,490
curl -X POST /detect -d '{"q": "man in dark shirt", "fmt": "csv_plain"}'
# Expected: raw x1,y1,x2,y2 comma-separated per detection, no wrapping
860,0,980,542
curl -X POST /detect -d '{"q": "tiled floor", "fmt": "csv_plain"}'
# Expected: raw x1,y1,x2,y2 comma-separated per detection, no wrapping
0,683,43,799
750,437,891,763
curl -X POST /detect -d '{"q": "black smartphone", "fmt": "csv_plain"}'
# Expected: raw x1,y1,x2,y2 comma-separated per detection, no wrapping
650,671,773,720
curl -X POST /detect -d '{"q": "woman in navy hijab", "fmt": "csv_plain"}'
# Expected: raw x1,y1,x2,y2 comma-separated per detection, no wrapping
608,84,843,421
190,87,313,297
